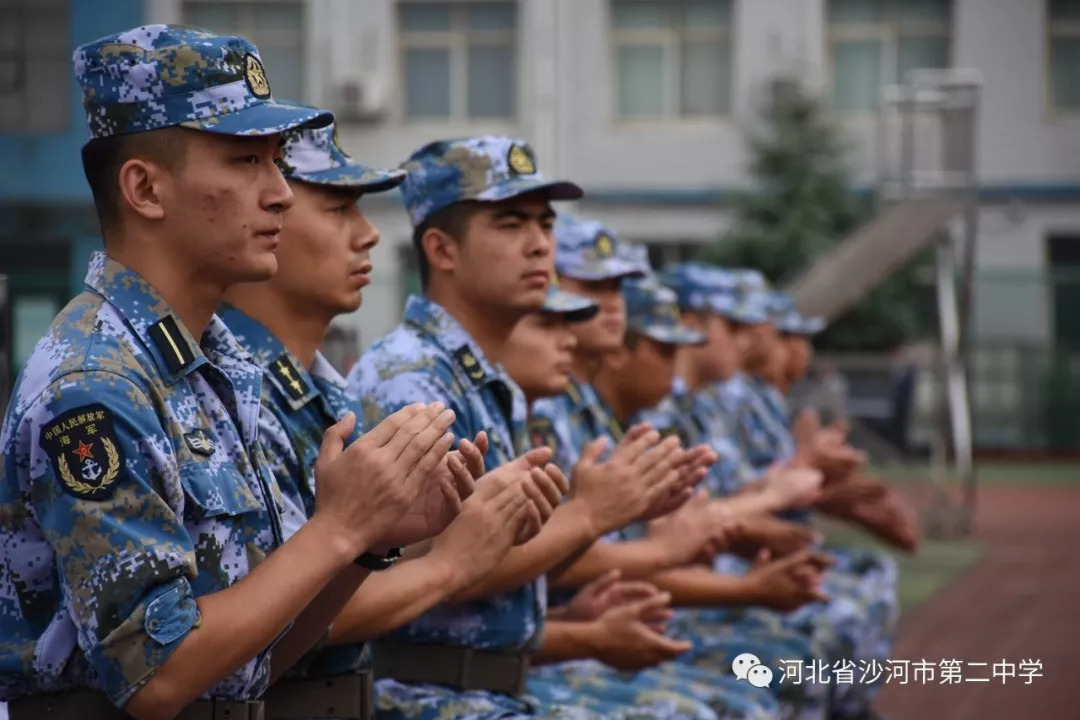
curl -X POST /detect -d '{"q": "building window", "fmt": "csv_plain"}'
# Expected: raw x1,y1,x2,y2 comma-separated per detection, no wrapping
1049,0,1080,113
0,0,69,133
827,0,952,113
183,1,305,103
398,1,517,121
611,0,732,120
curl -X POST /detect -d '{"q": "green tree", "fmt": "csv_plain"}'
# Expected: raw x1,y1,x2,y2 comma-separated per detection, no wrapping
702,77,929,351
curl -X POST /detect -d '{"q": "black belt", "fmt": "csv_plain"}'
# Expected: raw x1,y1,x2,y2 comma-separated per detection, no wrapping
371,640,530,696
7,692,264,720
262,671,374,720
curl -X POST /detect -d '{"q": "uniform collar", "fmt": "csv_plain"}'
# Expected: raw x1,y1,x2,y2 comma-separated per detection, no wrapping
219,304,321,412
403,294,505,391
84,251,229,382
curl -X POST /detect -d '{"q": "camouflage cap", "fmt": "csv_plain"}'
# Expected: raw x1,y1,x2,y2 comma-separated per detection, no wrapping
731,269,775,324
279,122,405,192
400,136,583,227
660,262,769,325
777,310,826,336
623,275,706,347
73,24,331,140
554,214,648,281
540,278,600,324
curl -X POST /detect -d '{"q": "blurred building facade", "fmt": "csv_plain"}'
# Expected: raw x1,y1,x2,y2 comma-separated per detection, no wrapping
3,0,1079,446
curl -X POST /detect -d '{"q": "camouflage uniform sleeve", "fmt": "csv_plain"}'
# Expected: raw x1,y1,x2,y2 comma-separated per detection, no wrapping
19,371,200,707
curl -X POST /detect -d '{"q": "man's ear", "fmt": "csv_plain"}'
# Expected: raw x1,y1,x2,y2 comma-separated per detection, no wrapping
421,227,460,276
117,158,167,222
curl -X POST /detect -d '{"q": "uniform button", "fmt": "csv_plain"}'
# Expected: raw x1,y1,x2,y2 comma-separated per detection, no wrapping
148,619,160,631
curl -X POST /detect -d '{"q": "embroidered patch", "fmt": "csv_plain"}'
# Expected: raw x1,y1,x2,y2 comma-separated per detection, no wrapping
454,346,487,385
39,404,125,501
507,143,536,175
184,429,216,456
149,316,196,374
271,354,310,402
527,417,558,453
244,53,271,99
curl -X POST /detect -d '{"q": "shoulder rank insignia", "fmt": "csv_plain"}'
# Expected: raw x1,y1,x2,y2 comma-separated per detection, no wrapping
526,416,558,453
184,429,216,457
39,403,125,501
454,346,487,385
271,354,310,403
149,315,197,374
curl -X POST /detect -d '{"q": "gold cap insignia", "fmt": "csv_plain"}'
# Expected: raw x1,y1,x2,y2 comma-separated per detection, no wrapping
508,144,536,175
595,233,615,259
244,53,271,99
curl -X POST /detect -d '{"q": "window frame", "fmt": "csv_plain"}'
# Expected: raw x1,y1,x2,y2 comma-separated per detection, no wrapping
825,0,953,117
1046,0,1080,119
181,0,308,104
396,0,519,123
608,0,735,124
0,0,70,134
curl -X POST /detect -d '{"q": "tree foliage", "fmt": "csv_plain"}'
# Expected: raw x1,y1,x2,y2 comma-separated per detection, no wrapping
702,77,929,351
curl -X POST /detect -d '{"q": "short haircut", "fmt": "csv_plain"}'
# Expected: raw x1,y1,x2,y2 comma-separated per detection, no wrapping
81,126,189,233
411,201,482,289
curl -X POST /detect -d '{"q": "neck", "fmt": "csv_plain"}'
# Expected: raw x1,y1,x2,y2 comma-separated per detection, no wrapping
226,285,330,368
592,371,632,425
426,283,519,364
675,351,702,391
570,350,603,384
108,243,224,339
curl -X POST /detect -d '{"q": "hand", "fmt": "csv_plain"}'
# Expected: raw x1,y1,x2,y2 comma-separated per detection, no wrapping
388,432,490,548
472,446,562,546
637,444,717,522
842,487,922,553
727,514,820,560
793,409,820,449
571,425,684,535
313,404,456,558
814,474,889,515
808,433,866,484
429,456,536,586
762,466,824,509
587,592,691,671
562,570,668,629
646,490,718,567
744,548,832,612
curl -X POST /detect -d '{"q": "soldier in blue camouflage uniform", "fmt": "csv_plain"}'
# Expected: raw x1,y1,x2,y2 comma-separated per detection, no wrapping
0,25,460,720
221,123,579,720
530,221,829,720
704,277,901,720
347,136,703,720
503,283,781,720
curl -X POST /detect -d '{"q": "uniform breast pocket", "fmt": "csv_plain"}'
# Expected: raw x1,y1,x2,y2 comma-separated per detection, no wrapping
178,462,264,521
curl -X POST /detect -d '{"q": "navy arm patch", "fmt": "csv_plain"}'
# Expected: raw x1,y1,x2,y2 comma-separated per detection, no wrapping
39,403,126,501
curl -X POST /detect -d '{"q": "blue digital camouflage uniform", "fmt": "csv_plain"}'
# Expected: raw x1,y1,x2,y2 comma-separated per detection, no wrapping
696,278,900,718
0,24,329,711
528,230,798,720
348,137,695,720
0,254,288,706
221,306,370,682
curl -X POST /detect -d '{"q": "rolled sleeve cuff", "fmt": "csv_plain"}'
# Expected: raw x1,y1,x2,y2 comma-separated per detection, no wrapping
89,576,201,707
